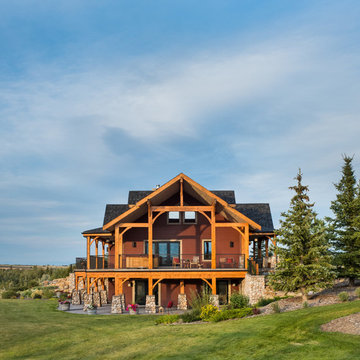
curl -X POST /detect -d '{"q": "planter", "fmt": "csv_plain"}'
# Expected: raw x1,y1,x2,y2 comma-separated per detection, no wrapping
58,303,70,311
129,308,138,315
87,309,97,315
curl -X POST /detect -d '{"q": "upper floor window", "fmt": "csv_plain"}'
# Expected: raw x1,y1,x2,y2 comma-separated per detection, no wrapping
184,211,196,224
168,211,180,224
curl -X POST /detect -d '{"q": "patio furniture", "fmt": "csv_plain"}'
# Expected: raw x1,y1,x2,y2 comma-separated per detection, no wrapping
190,256,201,268
172,257,181,268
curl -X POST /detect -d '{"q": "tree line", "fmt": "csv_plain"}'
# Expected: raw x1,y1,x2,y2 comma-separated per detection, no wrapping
270,155,360,300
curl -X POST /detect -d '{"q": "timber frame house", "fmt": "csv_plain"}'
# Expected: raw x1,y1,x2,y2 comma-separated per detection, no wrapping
74,173,275,308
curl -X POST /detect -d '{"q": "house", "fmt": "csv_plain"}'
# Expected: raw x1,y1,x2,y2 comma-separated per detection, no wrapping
74,173,275,312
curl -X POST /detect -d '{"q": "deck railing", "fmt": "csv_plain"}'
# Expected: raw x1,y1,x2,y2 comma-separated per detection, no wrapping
75,255,115,270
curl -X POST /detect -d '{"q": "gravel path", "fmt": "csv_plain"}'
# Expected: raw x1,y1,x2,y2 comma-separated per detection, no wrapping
321,313,360,335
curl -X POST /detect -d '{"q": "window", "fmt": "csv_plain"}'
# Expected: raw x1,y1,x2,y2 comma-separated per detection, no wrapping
168,211,180,224
203,241,212,260
184,211,196,224
230,241,234,248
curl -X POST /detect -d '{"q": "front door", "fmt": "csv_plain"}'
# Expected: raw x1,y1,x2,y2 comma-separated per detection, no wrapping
217,280,229,305
135,280,148,305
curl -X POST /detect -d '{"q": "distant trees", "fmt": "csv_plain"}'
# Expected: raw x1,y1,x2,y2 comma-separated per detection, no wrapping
269,170,335,300
327,155,360,285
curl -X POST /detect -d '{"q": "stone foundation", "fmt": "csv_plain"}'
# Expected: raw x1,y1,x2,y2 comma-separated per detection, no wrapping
72,290,81,305
242,274,266,305
83,293,94,311
177,294,187,310
111,294,125,314
93,292,101,307
210,294,219,308
100,290,108,305
145,295,156,314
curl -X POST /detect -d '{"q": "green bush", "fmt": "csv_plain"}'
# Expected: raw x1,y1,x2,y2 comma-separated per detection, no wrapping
2,289,19,299
271,302,281,313
355,288,360,298
200,304,219,321
303,301,309,308
21,290,32,298
338,291,349,302
180,309,201,323
155,314,179,325
33,293,42,299
229,292,249,309
42,288,55,299
210,308,253,322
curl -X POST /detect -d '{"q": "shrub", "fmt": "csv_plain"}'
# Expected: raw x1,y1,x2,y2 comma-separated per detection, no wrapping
338,291,349,302
33,293,42,299
210,308,253,322
180,309,201,323
252,307,261,315
2,289,19,299
188,289,211,311
271,302,281,313
42,288,55,299
229,292,249,309
59,292,69,301
155,314,179,325
303,301,309,308
200,304,219,321
355,288,360,298
21,290,32,299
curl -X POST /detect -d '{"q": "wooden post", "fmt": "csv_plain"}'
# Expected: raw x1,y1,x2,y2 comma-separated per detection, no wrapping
148,277,153,296
102,242,105,268
75,275,78,290
119,278,123,294
95,239,98,269
148,201,153,269
211,201,216,269
119,233,123,269
87,275,90,294
245,224,249,269
211,277,217,295
180,178,184,206
258,239,262,259
87,236,90,270
115,226,119,268
265,239,269,258
180,280,184,294
115,277,119,295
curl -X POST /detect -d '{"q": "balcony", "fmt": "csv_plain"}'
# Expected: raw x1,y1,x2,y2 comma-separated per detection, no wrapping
75,254,246,270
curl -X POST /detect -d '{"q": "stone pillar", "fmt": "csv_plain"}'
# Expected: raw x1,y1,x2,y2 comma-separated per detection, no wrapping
72,290,81,305
80,289,87,304
210,294,219,308
68,273,76,292
93,292,101,307
111,294,125,314
177,294,187,310
145,295,156,314
83,293,94,311
100,290,108,305
242,273,266,305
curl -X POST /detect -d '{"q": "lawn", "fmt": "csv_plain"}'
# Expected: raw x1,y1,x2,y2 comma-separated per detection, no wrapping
0,299,359,360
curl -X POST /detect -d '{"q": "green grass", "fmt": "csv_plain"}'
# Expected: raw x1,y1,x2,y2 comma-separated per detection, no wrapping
0,299,359,360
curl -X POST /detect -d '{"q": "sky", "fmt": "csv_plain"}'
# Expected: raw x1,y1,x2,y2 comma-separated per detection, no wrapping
1,0,360,265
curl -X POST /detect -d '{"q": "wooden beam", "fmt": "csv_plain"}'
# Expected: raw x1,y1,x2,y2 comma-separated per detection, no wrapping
148,201,153,269
151,206,212,212
180,177,184,206
211,201,216,269
152,278,163,290
180,280,184,294
152,210,166,224
212,277,217,295
87,275,90,294
148,277,153,296
198,210,211,224
118,223,149,228
201,278,213,291
119,232,123,269
95,239,98,269
86,236,90,270
215,223,247,227
102,242,105,268
265,239,269,257
83,233,112,237
245,224,249,269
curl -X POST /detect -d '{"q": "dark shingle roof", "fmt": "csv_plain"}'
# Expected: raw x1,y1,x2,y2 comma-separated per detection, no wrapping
82,227,111,235
211,190,236,204
235,203,274,232
103,204,129,225
128,191,153,205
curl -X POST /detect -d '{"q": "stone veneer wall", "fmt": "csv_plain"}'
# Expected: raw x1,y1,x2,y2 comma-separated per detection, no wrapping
100,290,108,305
242,274,266,305
145,295,156,314
111,294,125,314
177,294,187,310
93,292,102,307
72,290,81,305
210,294,219,308
83,293,94,311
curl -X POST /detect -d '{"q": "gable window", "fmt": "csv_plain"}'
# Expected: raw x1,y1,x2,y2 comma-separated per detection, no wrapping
203,240,212,260
168,211,180,224
184,211,196,224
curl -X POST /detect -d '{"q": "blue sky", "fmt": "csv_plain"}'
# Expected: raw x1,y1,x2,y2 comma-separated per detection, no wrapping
1,1,360,264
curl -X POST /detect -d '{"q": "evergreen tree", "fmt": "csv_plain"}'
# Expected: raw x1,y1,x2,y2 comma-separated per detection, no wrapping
328,155,360,284
269,170,334,301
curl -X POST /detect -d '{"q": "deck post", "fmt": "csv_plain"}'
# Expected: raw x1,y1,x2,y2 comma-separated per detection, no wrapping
265,239,269,257
211,277,217,295
211,201,216,269
148,201,153,269
95,239,98,269
102,241,105,268
115,225,119,268
148,277,153,296
245,224,249,269
180,280,184,294
86,236,90,270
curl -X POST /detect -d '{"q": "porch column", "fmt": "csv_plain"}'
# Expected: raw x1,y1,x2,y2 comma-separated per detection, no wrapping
95,239,98,269
245,224,249,269
115,277,119,295
87,275,90,294
86,236,90,270
180,280,184,294
211,201,216,269
258,239,262,259
102,241,105,268
252,239,256,259
148,277,153,295
148,201,153,269
115,226,119,268
265,239,269,257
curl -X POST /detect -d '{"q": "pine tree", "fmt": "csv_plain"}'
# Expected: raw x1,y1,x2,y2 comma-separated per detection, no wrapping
269,170,334,301
328,155,360,284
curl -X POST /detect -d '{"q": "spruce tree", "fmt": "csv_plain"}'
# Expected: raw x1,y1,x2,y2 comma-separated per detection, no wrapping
269,170,334,301
328,156,360,284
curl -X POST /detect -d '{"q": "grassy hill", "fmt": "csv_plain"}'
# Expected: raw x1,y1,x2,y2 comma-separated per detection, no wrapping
0,299,359,360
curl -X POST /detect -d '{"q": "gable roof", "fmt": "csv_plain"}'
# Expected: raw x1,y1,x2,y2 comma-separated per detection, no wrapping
103,204,129,225
103,173,261,231
235,204,274,233
82,227,111,235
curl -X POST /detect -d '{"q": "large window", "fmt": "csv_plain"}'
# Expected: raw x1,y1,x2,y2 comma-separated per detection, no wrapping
203,240,212,260
145,241,180,267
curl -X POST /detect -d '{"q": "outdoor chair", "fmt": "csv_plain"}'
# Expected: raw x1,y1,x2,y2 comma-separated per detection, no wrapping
172,257,181,268
190,256,201,268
